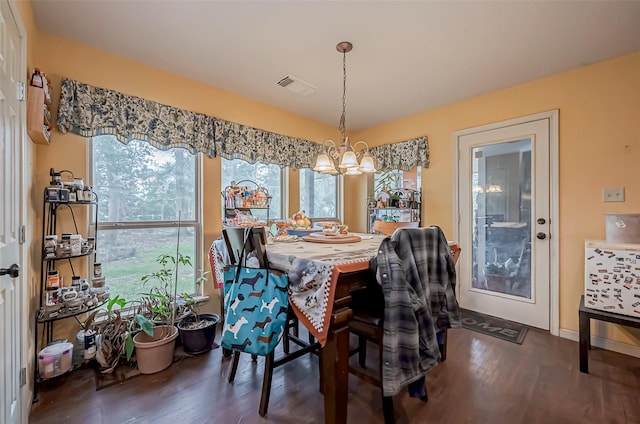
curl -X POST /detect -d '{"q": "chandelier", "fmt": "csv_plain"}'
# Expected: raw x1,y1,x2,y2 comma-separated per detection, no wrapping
313,41,377,176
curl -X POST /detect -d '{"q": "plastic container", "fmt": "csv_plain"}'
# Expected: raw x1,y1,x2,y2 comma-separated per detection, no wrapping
38,342,73,379
605,213,640,243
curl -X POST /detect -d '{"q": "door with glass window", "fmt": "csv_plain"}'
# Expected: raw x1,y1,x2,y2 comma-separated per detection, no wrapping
456,114,553,329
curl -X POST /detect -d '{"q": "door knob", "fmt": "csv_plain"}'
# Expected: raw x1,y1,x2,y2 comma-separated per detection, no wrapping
537,218,546,225
536,232,547,240
0,264,20,278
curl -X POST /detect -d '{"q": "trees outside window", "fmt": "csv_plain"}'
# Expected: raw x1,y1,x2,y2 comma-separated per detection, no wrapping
91,135,201,302
299,169,338,220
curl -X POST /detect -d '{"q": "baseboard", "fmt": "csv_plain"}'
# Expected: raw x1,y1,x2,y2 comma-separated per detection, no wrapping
559,328,640,359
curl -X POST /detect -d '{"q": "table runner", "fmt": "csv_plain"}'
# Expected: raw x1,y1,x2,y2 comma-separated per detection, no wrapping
266,234,383,346
211,233,383,346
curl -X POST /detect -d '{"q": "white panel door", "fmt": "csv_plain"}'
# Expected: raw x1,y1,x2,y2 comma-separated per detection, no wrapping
0,1,25,423
456,114,555,329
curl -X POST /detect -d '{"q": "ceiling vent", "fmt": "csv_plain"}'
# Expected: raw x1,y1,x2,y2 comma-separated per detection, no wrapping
275,74,317,96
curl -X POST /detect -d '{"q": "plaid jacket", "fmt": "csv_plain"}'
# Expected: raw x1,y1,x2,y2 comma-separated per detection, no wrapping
375,225,461,396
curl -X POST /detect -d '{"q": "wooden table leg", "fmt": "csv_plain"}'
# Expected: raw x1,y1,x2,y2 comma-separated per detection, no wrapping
579,308,590,373
322,294,353,424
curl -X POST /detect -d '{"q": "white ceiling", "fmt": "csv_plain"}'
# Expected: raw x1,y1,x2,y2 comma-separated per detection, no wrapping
31,0,640,131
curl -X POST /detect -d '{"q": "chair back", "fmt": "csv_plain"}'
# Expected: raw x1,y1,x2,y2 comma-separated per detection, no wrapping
222,226,267,267
373,220,418,236
449,242,461,266
208,241,224,289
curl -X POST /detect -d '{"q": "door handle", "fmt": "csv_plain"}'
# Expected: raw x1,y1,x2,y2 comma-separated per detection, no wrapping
536,232,547,240
0,264,20,278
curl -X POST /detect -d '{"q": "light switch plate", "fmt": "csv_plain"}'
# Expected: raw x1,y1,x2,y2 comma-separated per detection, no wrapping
603,187,625,202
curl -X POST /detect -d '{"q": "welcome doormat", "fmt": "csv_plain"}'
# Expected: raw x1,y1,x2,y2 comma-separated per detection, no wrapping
460,309,528,344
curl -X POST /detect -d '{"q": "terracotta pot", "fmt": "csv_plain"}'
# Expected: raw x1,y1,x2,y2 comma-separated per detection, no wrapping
133,325,178,374
486,275,507,292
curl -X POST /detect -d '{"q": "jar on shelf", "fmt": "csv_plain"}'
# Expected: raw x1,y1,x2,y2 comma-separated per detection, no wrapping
93,263,102,279
71,276,82,292
44,235,57,258
58,233,72,256
70,234,82,255
30,68,44,88
46,270,60,289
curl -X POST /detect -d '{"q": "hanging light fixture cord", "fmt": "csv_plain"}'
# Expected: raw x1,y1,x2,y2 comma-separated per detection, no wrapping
338,48,347,145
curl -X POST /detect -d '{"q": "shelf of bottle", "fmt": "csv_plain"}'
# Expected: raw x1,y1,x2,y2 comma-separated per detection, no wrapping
43,248,95,262
45,200,97,205
226,206,269,210
37,300,107,323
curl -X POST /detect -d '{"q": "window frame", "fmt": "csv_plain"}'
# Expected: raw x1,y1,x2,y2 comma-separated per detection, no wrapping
220,158,288,221
88,137,204,297
299,168,342,222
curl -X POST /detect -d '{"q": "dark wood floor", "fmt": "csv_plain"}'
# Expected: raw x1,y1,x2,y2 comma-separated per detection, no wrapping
29,326,640,424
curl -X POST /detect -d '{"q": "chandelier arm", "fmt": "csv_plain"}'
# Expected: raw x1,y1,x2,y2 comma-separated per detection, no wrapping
322,139,338,150
352,140,369,154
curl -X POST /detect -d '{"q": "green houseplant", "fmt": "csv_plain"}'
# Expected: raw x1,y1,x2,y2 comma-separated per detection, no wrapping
130,252,188,373
87,295,155,374
130,217,194,373
137,253,195,324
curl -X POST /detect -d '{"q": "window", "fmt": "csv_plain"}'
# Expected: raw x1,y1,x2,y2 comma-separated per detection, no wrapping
373,167,421,193
91,135,201,302
299,169,338,220
221,158,286,220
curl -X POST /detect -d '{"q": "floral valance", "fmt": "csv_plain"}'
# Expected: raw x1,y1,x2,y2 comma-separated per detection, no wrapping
369,136,429,172
57,78,428,171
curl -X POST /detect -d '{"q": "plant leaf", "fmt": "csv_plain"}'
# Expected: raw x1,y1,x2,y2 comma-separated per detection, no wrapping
135,313,155,336
125,333,134,361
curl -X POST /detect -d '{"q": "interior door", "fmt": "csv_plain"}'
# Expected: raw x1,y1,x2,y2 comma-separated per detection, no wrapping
0,1,25,423
456,115,553,330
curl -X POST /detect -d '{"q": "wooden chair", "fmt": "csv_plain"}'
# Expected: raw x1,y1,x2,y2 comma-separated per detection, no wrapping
348,237,461,423
207,241,225,324
222,226,319,417
372,219,418,236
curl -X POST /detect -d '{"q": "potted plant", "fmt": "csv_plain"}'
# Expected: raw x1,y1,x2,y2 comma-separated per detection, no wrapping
86,295,129,373
176,290,220,355
484,263,509,292
389,192,401,208
131,252,197,374
131,318,178,374
87,295,155,374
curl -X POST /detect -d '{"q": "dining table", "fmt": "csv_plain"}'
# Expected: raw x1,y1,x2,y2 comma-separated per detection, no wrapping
266,232,383,424
211,230,460,423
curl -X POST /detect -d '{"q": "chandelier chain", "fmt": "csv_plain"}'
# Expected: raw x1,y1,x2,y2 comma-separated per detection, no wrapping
338,49,347,142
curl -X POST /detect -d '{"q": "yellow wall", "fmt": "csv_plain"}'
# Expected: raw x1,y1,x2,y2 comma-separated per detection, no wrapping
21,5,640,355
349,52,640,344
27,31,335,344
